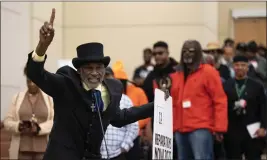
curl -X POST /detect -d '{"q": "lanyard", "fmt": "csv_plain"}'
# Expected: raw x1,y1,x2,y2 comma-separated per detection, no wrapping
235,79,248,99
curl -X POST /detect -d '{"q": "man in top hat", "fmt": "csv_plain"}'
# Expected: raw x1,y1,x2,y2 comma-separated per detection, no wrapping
203,42,231,82
25,9,155,160
223,55,266,160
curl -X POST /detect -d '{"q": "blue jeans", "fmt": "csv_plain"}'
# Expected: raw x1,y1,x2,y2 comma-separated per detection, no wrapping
174,129,214,160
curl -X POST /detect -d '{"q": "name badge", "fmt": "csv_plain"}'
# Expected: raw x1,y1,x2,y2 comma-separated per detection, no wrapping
182,100,191,108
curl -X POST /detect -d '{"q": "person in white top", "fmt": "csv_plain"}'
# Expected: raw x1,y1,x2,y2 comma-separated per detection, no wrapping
101,67,139,160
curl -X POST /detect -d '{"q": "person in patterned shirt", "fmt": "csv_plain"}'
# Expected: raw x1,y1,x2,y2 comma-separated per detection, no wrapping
102,68,139,160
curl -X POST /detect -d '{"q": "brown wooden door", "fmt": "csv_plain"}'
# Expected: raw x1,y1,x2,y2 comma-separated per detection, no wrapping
234,17,266,45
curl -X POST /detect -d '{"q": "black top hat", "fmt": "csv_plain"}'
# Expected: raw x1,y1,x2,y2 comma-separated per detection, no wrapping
236,42,247,52
72,42,110,69
233,55,248,63
247,41,258,53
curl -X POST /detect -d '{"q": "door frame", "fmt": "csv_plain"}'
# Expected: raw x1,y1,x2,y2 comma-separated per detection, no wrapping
232,8,266,19
230,8,266,38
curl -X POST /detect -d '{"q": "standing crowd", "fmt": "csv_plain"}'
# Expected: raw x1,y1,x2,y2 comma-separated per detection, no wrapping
2,17,267,159
135,39,267,160
1,9,266,160
3,38,266,160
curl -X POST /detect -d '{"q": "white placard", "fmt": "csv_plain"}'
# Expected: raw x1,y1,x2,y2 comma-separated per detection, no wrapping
57,59,76,70
246,122,260,139
152,89,173,160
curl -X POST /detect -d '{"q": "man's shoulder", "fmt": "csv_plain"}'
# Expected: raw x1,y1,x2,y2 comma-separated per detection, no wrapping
135,65,145,71
224,78,235,85
128,84,143,91
202,64,219,75
105,78,122,86
56,65,77,76
257,55,267,63
143,70,156,84
248,77,264,88
219,64,230,70
104,78,123,93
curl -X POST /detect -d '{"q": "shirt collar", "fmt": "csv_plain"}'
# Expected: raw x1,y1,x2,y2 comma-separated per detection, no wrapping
82,82,102,91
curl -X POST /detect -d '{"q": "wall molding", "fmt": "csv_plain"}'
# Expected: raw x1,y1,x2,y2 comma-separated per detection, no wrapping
1,84,20,89
62,22,216,38
1,6,21,15
63,22,209,29
232,8,266,19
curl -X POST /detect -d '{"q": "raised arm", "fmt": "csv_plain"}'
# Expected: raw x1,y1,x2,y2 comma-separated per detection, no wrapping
26,8,65,98
110,102,154,128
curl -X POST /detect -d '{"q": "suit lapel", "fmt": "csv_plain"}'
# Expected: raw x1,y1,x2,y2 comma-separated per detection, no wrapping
102,80,113,114
102,79,122,116
65,71,92,132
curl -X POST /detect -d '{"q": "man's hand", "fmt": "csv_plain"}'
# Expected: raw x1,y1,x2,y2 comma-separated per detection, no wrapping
214,132,224,142
254,128,266,138
161,84,170,100
36,8,56,56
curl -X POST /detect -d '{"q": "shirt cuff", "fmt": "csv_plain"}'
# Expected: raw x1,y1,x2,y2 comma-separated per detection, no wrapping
121,141,133,152
32,51,45,62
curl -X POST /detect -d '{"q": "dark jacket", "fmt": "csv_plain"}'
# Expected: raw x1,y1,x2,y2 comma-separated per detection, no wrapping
223,78,266,136
26,52,154,160
142,57,178,102
217,64,231,82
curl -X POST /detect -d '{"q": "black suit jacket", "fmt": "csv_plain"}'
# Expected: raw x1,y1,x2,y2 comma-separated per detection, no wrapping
26,52,154,160
223,78,266,137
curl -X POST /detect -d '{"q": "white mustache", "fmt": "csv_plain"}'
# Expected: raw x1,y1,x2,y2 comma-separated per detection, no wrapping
183,58,193,63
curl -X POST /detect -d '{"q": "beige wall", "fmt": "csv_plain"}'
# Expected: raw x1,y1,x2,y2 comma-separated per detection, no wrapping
1,2,31,119
63,2,219,78
218,2,266,44
1,2,63,119
3,2,264,119
31,2,63,71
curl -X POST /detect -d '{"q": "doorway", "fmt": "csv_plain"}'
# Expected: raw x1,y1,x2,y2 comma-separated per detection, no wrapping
234,17,266,45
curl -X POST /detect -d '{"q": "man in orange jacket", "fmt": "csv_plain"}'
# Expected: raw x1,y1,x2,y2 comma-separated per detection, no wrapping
108,62,150,160
164,40,228,160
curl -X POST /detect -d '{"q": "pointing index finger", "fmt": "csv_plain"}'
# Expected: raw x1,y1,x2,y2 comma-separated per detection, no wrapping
49,8,56,26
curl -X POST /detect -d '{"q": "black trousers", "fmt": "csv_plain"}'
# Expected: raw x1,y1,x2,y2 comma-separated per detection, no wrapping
214,138,226,160
102,153,126,160
224,133,264,160
125,136,141,160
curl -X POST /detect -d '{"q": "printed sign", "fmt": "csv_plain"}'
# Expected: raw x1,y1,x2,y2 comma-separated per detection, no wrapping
152,89,173,160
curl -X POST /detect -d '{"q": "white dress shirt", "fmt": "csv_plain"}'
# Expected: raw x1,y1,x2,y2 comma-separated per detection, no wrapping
100,94,139,159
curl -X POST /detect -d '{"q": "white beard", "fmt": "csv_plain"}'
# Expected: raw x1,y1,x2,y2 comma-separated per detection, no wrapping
80,73,101,89
183,58,193,64
84,81,99,89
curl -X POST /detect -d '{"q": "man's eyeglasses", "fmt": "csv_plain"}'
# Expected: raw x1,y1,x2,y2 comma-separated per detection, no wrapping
205,50,217,54
182,48,196,54
153,51,164,56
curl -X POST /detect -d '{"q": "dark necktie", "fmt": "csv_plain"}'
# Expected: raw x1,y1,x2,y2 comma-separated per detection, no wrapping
90,89,104,112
